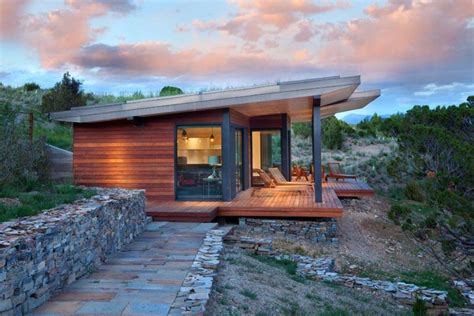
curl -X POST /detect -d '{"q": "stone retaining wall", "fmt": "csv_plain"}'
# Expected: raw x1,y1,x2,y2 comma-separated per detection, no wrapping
0,188,147,315
239,218,338,243
225,234,452,314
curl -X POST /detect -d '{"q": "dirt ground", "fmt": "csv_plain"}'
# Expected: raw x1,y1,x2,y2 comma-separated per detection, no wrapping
273,196,441,277
206,196,446,315
206,245,410,316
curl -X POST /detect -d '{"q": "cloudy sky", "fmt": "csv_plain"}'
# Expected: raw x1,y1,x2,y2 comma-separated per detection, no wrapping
0,0,473,116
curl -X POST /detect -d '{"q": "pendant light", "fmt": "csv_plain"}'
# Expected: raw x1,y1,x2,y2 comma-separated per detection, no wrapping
181,128,187,141
209,127,215,143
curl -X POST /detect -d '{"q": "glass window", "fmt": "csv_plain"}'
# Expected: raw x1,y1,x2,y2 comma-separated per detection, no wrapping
176,126,222,200
252,130,281,185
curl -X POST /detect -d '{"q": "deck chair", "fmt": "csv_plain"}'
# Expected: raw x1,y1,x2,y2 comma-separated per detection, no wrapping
292,165,310,181
255,169,312,191
327,162,357,181
311,165,327,183
268,168,312,186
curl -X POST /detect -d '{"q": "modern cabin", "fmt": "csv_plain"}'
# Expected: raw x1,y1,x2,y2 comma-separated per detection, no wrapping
51,76,380,222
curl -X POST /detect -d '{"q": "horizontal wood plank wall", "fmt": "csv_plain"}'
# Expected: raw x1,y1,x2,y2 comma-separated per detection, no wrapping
249,114,284,129
73,109,224,201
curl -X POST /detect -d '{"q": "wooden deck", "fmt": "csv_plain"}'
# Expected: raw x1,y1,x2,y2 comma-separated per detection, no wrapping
147,180,373,222
325,179,375,197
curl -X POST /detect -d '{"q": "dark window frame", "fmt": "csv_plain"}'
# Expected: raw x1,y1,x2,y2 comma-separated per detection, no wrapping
174,123,223,201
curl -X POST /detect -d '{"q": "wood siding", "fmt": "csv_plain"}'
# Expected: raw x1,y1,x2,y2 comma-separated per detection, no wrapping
230,109,250,127
73,109,224,201
249,114,284,129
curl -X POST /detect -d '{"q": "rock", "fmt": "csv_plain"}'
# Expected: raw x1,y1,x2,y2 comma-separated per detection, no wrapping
0,198,21,208
0,188,147,315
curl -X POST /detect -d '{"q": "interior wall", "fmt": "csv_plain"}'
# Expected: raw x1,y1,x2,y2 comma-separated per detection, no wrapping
252,131,261,170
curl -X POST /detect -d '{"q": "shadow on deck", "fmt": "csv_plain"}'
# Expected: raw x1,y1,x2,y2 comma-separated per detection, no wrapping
146,180,374,222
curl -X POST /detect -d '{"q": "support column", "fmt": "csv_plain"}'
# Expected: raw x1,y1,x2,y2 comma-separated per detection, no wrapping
222,109,233,201
281,114,291,181
242,128,250,190
312,98,323,202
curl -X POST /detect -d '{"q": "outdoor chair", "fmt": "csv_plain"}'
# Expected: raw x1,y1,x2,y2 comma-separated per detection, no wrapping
326,162,357,182
255,169,313,192
292,165,310,181
268,168,313,186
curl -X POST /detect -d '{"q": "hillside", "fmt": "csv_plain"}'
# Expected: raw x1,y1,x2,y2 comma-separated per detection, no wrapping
0,84,73,150
293,100,474,280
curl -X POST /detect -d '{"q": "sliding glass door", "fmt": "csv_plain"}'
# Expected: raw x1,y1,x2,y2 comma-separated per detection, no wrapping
251,130,281,186
176,126,222,200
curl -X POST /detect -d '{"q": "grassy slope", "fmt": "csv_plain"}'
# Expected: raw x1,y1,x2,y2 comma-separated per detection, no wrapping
0,85,89,222
207,246,408,315
0,84,73,150
0,184,95,222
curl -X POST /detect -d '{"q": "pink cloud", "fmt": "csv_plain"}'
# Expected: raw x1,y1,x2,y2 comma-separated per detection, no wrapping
0,0,30,40
318,0,474,77
21,0,136,68
294,20,316,42
193,0,348,42
72,42,312,78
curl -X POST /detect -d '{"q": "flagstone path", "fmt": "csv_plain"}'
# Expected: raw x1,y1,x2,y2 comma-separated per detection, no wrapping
33,221,217,316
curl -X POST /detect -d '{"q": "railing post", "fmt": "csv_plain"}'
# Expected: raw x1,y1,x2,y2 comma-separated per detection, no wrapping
312,98,323,203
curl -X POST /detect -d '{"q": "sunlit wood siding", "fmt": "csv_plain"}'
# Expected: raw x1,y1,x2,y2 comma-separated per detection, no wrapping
73,109,224,201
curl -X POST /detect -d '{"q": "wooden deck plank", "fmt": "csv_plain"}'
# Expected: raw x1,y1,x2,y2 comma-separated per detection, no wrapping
146,180,374,222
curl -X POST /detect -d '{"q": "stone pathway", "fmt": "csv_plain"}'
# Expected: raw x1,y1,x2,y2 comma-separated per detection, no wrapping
33,222,217,316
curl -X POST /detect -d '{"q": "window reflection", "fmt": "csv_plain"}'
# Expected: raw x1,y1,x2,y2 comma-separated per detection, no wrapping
176,126,222,200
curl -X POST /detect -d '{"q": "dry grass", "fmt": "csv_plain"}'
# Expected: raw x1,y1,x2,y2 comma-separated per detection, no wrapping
207,245,409,316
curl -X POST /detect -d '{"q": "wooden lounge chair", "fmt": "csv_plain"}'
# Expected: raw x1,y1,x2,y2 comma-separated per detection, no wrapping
292,165,310,181
255,169,312,191
268,167,312,186
327,162,357,182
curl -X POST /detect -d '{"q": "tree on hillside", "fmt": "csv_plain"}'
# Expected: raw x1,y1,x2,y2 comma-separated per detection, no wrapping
41,72,86,113
383,98,474,276
159,86,183,97
292,122,312,138
23,82,40,92
321,116,354,150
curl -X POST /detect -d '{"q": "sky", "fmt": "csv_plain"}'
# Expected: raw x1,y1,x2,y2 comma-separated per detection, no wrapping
0,0,473,116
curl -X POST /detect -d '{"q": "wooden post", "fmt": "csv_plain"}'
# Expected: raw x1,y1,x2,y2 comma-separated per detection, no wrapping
28,112,34,143
312,98,323,202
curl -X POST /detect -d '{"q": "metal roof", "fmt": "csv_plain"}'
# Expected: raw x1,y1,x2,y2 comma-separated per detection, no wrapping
50,75,380,123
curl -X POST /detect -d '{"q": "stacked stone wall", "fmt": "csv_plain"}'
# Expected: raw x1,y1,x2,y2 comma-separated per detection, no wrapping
0,188,147,315
239,218,338,243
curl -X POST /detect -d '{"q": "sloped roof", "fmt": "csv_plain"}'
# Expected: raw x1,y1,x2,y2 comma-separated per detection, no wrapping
50,75,380,123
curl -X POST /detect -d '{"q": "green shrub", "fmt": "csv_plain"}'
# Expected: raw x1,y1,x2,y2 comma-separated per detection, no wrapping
404,181,425,202
412,298,427,316
23,82,40,91
388,204,411,225
159,86,183,97
322,116,344,150
41,72,86,113
239,289,257,300
292,122,311,138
